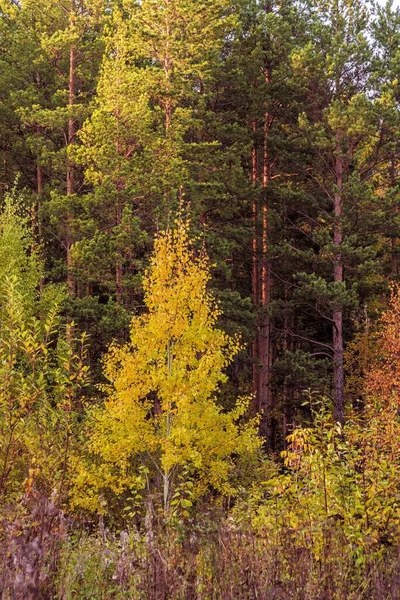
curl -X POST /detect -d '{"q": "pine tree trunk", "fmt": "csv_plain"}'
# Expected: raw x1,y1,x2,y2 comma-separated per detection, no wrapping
164,1,172,134
36,162,43,240
66,0,76,296
333,139,344,425
251,121,261,409
37,162,44,293
283,281,293,443
33,121,43,249
258,64,274,444
115,203,123,305
31,171,39,252
390,159,398,276
163,0,172,218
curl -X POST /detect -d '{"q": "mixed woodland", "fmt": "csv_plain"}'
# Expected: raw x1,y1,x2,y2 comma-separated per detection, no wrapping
0,0,400,597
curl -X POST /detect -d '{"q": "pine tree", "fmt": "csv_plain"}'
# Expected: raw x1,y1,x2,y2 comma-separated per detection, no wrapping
73,0,250,308
219,0,310,443
371,0,400,278
285,0,396,424
3,0,107,292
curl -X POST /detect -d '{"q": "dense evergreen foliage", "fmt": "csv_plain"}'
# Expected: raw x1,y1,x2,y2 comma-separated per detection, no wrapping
0,0,399,598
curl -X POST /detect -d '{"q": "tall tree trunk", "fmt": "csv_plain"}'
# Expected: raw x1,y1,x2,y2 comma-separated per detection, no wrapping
37,161,44,293
390,158,398,277
258,64,274,444
115,202,123,305
36,161,43,239
162,0,172,218
34,71,44,244
33,116,44,248
66,0,76,296
283,281,293,443
333,136,344,425
164,0,172,134
115,86,124,305
31,168,39,251
251,121,261,408
163,339,173,514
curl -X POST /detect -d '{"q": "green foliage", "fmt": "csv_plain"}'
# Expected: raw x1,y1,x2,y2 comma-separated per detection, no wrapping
58,535,131,600
0,195,88,502
237,400,400,568
0,192,41,311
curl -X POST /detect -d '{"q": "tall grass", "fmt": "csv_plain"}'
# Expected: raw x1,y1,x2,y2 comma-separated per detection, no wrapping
1,497,400,600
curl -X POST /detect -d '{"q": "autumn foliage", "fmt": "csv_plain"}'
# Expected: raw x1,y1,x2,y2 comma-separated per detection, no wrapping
367,286,400,404
72,221,260,514
2,206,400,599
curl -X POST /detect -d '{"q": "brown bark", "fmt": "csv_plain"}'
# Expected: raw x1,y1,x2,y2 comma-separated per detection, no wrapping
114,90,124,305
31,183,38,253
251,123,259,306
161,0,172,218
283,282,293,443
333,136,344,425
163,0,172,134
115,263,123,304
32,119,43,249
115,202,123,305
36,161,43,238
390,159,398,277
258,64,274,443
66,0,76,296
37,162,44,293
251,122,261,406
391,239,398,277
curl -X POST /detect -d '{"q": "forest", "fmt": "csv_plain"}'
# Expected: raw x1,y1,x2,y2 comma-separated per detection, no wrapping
0,0,399,598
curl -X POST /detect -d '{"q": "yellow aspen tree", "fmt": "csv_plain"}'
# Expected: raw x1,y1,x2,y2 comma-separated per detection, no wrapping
73,220,260,513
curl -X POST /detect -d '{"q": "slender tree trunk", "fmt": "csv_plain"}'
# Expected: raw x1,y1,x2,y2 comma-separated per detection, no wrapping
258,64,274,443
162,0,172,219
115,202,123,305
66,0,76,296
391,238,398,277
164,0,172,134
390,159,398,277
32,125,43,249
333,136,344,425
283,281,293,443
1,153,7,194
33,78,45,291
114,44,125,305
37,161,44,292
163,340,173,514
31,182,38,253
251,121,261,408
36,161,43,238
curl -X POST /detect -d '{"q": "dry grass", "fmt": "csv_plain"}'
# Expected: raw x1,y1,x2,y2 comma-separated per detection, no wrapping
2,499,400,600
